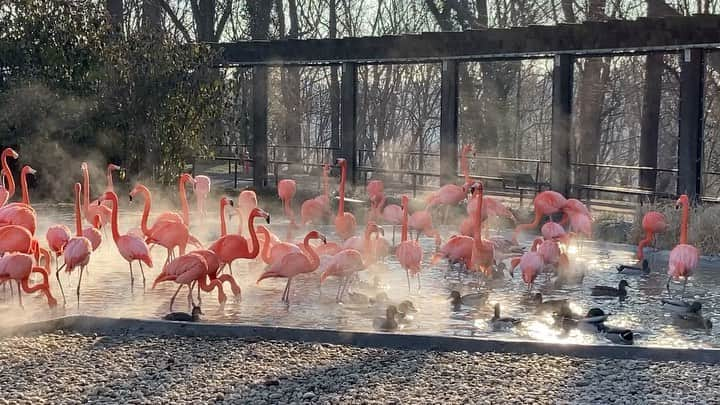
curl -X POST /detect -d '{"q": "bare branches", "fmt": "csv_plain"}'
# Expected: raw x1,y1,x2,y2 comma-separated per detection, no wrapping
154,0,193,42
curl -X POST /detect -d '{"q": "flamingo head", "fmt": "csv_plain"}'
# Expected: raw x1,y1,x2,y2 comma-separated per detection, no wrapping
22,165,37,176
367,221,384,236
181,173,195,185
306,230,327,244
5,148,19,159
469,182,483,196
251,207,271,224
676,194,689,210
335,158,347,167
74,182,81,195
81,162,88,172
129,184,145,201
108,164,122,172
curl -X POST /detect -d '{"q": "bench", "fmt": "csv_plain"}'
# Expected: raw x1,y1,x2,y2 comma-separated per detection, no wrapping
500,171,540,205
575,184,669,206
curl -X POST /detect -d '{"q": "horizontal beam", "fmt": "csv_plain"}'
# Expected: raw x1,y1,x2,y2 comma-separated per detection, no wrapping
215,16,720,66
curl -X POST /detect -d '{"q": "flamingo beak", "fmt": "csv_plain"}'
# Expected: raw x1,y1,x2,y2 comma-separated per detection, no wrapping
28,168,37,175
265,214,271,224
128,194,133,203
11,151,18,159
321,235,327,244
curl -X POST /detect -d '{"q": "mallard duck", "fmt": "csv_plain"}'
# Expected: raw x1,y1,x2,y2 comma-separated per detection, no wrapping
591,280,629,298
373,305,399,331
163,305,202,322
449,290,488,311
599,325,635,345
617,259,650,276
347,291,389,306
673,313,713,330
396,300,417,324
661,298,702,315
532,293,569,313
490,303,521,330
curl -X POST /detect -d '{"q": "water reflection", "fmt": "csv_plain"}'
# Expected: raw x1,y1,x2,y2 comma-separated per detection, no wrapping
1,203,717,349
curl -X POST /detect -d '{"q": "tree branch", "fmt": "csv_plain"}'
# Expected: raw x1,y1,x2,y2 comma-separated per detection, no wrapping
154,0,193,42
213,0,233,42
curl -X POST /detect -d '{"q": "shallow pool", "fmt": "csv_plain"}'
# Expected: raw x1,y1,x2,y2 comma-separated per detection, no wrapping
3,203,718,349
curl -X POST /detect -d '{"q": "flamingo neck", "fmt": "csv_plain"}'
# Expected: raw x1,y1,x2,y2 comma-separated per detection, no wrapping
531,238,542,252
258,226,272,263
363,225,374,249
179,176,190,225
219,202,228,237
1,150,15,199
338,164,346,217
82,167,90,216
247,211,261,258
637,231,653,260
680,200,689,245
513,210,543,242
401,199,408,242
74,187,83,237
302,234,321,269
107,193,121,243
22,269,49,294
20,168,30,205
474,189,484,245
138,186,152,236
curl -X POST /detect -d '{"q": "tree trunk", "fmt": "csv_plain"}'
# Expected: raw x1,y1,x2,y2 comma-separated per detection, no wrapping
106,0,123,34
142,0,162,33
329,0,340,161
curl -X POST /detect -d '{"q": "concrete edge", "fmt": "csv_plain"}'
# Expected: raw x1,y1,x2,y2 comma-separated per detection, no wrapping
3,315,720,364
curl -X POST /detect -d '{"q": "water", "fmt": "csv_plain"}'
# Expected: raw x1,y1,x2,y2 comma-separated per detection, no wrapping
3,203,719,349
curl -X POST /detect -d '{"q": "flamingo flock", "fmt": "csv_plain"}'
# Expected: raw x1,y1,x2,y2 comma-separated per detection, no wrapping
0,144,709,337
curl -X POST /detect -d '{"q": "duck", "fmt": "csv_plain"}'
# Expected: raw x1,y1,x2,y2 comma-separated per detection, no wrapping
346,291,389,306
616,259,650,276
672,313,712,330
396,300,417,324
598,325,635,345
373,305,399,331
554,306,609,331
449,290,489,311
490,303,521,330
661,298,703,315
532,293,568,313
163,305,203,322
591,280,629,298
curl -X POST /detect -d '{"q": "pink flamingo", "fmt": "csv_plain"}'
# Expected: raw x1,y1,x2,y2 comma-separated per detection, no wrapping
541,222,567,242
334,158,356,240
0,148,19,201
667,195,699,297
81,162,111,228
236,189,257,236
0,225,36,256
431,234,473,271
510,247,543,292
278,179,298,238
342,221,384,262
217,197,234,237
58,183,93,305
408,209,441,248
257,230,326,304
194,175,211,217
130,184,191,266
0,165,38,234
0,169,8,208
637,211,668,262
0,252,56,308
381,203,403,244
366,180,385,221
320,248,374,303
192,248,241,300
469,183,495,277
93,163,122,208
397,195,423,292
101,191,153,289
155,173,195,225
153,252,225,311
257,225,302,265
83,215,103,251
209,207,270,274
513,190,568,243
46,223,71,271
300,164,331,225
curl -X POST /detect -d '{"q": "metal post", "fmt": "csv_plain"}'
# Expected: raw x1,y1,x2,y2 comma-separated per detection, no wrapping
341,62,358,187
639,53,663,192
677,48,705,200
440,60,459,185
252,66,269,190
550,54,573,196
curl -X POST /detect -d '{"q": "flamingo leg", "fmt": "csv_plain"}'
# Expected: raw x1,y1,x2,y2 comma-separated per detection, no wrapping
187,281,195,310
392,226,396,246
666,276,672,297
55,266,67,305
76,266,84,306
139,262,146,288
682,279,688,298
417,274,421,291
405,269,411,292
169,284,183,312
128,262,135,291
17,281,23,309
197,279,202,306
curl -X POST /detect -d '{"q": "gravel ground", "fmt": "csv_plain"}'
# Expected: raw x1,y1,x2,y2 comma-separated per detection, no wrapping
0,332,717,404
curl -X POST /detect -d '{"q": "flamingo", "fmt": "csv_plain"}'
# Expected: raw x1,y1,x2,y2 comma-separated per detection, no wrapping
469,182,495,277
320,248,374,303
0,169,8,208
513,190,568,243
153,252,225,311
0,225,36,255
155,173,195,225
381,203,403,245
334,158,356,240
217,197,234,237
366,180,385,221
236,189,258,236
425,144,473,223
637,211,668,262
257,230,326,304
82,215,103,251
100,191,153,289
342,222,384,262
45,224,70,271
0,165,38,234
194,175,211,217
431,234,473,271
192,248,241,301
408,209,441,247
510,248,543,293
396,195,423,292
0,252,56,308
58,183,93,305
257,225,302,265
300,164,331,225
278,179,298,239
130,184,191,266
209,207,270,275
92,163,122,208
667,195,699,297
81,162,111,228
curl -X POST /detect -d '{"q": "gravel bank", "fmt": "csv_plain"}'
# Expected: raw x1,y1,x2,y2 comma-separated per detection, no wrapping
0,332,717,404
